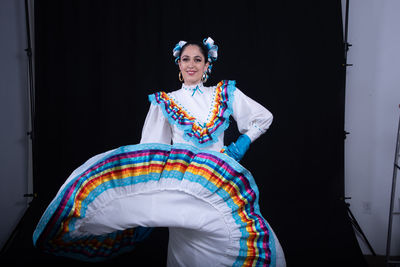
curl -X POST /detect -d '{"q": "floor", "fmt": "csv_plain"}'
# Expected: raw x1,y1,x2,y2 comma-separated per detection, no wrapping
2,199,394,266
365,255,400,267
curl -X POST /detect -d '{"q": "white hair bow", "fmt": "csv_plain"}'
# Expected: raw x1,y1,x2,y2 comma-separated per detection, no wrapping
203,37,218,62
172,40,187,58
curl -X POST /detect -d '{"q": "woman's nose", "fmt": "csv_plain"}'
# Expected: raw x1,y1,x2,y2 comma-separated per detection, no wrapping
188,59,195,67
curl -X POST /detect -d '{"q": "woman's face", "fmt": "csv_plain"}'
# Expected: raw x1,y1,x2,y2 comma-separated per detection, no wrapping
178,45,209,85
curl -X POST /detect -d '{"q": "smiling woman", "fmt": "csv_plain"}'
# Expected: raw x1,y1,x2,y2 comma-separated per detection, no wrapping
33,37,285,266
178,44,209,85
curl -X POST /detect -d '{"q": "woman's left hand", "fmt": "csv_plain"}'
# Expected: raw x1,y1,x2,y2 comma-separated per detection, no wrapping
222,134,251,162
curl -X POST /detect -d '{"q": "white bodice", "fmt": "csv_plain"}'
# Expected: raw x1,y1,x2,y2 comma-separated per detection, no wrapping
140,81,273,152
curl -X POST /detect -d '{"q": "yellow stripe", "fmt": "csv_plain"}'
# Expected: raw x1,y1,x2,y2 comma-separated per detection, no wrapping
62,157,261,262
187,161,260,260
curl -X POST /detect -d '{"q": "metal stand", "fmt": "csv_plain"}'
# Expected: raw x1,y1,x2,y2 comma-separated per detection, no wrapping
386,106,400,266
345,201,376,256
0,0,36,257
342,0,376,256
24,0,36,204
25,0,35,142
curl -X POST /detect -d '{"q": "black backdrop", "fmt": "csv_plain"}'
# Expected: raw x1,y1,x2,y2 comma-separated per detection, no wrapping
31,0,366,266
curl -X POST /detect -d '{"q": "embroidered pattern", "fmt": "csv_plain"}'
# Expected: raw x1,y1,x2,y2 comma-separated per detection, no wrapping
149,80,236,147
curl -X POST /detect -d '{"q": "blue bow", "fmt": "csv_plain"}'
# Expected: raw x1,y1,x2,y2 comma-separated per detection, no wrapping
191,85,203,96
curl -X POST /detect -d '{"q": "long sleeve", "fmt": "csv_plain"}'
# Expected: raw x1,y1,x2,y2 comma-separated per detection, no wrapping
140,103,172,144
231,88,273,142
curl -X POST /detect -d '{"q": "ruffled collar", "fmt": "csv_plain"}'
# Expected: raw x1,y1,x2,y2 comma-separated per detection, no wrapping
149,80,236,148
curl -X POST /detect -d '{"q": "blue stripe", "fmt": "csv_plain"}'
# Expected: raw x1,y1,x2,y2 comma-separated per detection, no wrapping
33,143,272,265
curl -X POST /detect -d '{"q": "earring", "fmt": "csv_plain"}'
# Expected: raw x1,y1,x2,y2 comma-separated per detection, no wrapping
179,71,184,82
201,72,208,83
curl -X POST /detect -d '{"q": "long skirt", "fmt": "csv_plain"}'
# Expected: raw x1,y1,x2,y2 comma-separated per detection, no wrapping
33,143,286,266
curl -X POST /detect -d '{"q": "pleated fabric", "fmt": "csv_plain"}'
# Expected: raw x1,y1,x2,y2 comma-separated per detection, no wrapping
33,143,285,266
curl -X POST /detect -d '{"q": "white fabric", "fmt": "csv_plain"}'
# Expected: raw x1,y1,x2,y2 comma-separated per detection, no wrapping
61,175,285,266
140,82,273,150
140,103,172,145
138,83,285,266
232,88,273,142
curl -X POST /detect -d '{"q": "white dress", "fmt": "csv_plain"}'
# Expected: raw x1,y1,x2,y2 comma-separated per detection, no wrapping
33,80,286,267
140,81,273,151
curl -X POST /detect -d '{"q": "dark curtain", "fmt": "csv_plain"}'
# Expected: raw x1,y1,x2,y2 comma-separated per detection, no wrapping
29,0,365,265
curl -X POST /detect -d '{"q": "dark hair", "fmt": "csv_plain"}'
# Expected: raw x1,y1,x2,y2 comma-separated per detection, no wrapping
180,41,209,63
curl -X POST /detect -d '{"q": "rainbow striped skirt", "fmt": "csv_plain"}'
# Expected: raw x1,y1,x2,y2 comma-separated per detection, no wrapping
33,143,285,266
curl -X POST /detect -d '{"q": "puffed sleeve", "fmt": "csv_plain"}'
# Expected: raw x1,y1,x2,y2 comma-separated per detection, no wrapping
231,88,273,142
140,103,172,144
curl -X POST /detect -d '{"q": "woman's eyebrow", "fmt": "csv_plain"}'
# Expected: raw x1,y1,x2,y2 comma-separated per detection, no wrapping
181,55,202,58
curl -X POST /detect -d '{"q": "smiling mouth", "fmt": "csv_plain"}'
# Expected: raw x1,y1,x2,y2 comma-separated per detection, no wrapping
186,71,196,75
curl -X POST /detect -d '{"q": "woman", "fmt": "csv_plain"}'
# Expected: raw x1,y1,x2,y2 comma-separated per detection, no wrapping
33,37,286,266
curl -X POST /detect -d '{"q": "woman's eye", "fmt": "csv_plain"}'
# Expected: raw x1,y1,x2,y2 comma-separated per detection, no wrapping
181,57,202,63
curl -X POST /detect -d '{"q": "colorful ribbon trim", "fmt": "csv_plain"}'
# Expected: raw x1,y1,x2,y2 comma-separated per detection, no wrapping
149,80,236,148
33,144,272,266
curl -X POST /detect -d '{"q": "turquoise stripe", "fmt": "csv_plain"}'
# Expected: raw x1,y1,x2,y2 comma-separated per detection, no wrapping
148,81,237,148
33,143,272,265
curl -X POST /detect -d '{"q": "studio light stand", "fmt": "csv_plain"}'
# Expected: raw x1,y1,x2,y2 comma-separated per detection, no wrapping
342,0,376,257
23,0,37,203
25,0,35,146
0,0,36,257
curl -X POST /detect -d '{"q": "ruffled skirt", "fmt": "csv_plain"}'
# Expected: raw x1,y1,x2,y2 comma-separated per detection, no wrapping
33,143,285,266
